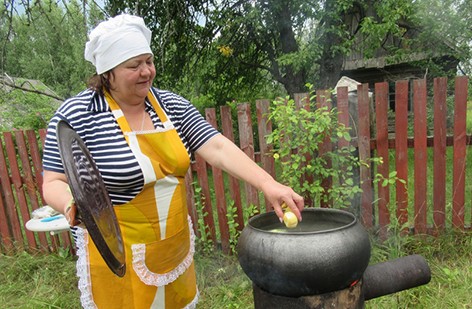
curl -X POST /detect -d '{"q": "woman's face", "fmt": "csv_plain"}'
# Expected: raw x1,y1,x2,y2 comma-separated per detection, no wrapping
108,53,156,105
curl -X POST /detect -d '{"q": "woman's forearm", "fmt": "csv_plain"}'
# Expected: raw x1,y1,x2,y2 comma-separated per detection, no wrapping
196,135,273,189
195,134,304,220
42,170,73,214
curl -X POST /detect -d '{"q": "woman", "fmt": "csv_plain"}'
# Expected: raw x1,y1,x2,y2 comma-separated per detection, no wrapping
42,14,304,308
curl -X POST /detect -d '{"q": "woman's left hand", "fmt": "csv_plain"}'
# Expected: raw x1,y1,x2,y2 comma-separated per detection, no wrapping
259,180,304,222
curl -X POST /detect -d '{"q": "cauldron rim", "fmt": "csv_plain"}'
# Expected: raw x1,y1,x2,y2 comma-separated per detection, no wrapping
247,208,357,235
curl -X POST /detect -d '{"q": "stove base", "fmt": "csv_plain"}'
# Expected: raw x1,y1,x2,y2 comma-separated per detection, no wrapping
253,281,364,309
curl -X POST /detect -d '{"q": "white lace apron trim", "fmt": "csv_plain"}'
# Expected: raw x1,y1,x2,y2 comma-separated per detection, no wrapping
75,227,98,309
132,216,196,287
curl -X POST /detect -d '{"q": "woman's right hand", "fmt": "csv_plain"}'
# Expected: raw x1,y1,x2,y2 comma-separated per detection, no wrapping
64,199,82,226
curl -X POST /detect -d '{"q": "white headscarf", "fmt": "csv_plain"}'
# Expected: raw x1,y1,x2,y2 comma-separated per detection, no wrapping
84,14,153,74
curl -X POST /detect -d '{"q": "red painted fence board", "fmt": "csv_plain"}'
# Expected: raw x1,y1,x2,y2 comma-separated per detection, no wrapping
452,76,468,229
194,151,217,243
237,103,260,212
15,130,49,250
336,87,350,149
206,108,230,253
375,82,391,238
220,106,244,231
3,132,27,248
317,90,333,208
413,79,428,234
433,78,448,231
358,84,374,227
0,135,13,249
394,80,409,228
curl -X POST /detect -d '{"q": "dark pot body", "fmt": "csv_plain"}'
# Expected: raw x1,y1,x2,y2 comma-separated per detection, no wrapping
237,208,371,297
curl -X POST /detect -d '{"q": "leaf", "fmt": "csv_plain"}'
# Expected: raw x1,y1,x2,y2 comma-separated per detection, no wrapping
343,132,352,141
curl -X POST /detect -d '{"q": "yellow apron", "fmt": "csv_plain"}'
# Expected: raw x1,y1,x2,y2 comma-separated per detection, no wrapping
75,91,198,308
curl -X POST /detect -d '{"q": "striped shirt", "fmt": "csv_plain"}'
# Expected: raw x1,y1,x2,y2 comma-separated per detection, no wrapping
42,87,219,204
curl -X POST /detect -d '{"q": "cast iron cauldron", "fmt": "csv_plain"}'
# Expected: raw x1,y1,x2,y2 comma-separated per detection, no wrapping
237,208,371,297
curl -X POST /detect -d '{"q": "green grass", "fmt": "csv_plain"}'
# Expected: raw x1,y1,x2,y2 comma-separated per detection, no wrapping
0,250,79,309
366,230,472,308
1,230,471,308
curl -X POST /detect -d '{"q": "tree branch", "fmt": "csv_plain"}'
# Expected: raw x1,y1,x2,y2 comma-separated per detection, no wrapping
1,79,64,101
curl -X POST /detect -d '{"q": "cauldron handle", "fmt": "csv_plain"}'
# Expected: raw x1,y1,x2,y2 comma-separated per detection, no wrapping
363,254,431,300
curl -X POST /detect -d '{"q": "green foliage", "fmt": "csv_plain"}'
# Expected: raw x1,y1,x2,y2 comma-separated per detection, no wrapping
106,0,472,102
0,1,107,131
267,91,364,208
467,99,472,134
1,0,104,98
0,87,58,131
225,200,239,255
267,84,404,209
226,202,259,255
414,0,472,75
193,184,214,254
3,0,471,111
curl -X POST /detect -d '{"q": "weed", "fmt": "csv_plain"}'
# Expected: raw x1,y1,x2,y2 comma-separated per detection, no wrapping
226,200,240,254
194,184,214,254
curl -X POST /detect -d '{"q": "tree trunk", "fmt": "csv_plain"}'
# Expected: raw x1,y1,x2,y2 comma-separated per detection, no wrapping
272,1,307,97
317,0,346,90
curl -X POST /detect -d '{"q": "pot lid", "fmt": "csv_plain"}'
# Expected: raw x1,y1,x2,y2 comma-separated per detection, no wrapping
56,120,126,277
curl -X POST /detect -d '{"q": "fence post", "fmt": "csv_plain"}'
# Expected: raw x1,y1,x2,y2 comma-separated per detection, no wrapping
375,82,391,238
336,87,350,148
194,151,217,244
220,106,244,231
433,77,448,232
358,84,374,228
206,108,230,253
0,134,14,250
413,79,428,234
2,132,27,249
394,80,410,230
237,103,260,212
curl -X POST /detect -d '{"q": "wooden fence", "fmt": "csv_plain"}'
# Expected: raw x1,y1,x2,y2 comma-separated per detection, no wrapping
0,76,470,255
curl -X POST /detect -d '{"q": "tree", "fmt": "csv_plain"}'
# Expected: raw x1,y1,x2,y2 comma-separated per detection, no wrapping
106,0,471,102
2,0,471,107
0,1,107,130
0,80,59,131
414,0,472,76
1,0,104,98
